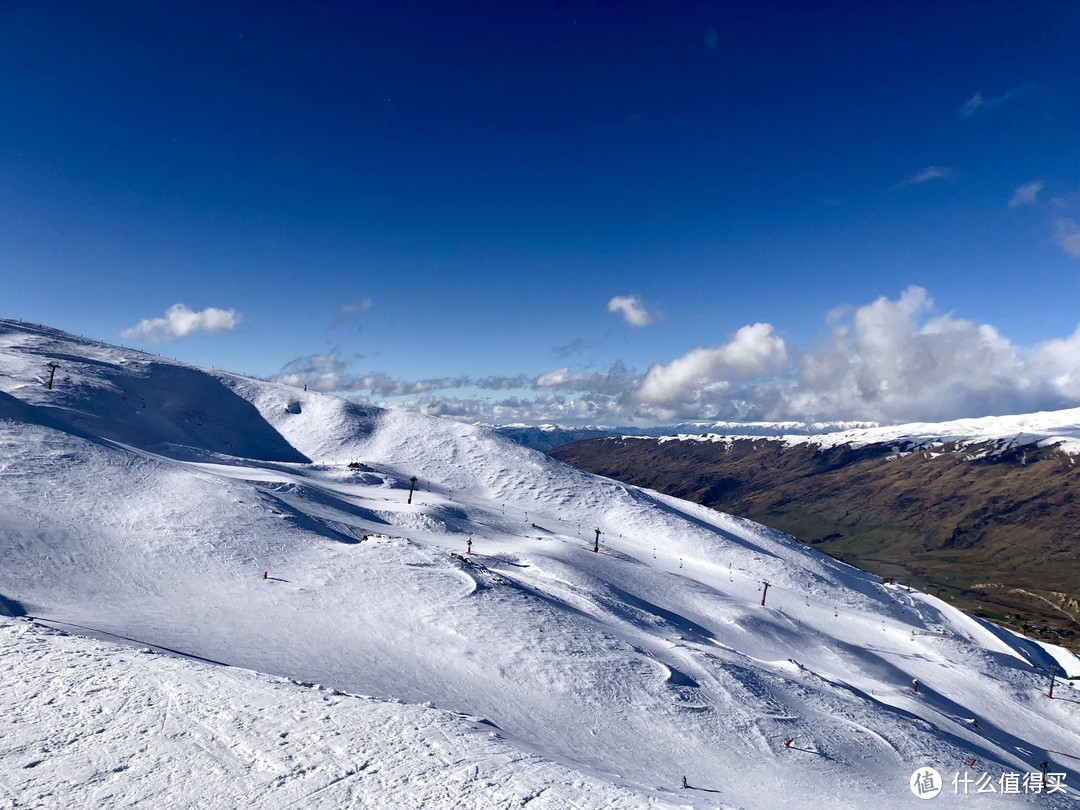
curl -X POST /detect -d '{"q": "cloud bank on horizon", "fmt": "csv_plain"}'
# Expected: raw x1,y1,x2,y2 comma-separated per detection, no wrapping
273,287,1080,427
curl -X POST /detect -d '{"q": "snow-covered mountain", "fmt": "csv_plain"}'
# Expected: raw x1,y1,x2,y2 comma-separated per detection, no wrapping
636,411,1080,457
1,317,1078,809
495,420,879,451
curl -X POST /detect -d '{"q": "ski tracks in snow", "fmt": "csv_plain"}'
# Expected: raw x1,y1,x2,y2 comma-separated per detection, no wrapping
0,619,676,809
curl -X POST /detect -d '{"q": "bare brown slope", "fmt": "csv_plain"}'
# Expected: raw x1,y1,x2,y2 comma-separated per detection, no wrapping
550,436,1080,651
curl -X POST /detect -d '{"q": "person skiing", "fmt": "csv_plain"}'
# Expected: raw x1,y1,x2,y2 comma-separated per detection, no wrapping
681,775,688,789
912,678,919,693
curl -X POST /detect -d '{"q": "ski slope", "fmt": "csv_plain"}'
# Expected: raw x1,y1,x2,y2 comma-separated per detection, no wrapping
1,318,1078,809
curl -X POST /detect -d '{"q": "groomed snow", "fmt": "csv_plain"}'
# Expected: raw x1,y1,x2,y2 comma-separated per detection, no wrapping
0,619,670,808
1,318,1078,809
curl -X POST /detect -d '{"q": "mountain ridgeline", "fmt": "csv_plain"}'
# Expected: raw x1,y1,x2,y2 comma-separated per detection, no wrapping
494,420,878,452
549,432,1080,652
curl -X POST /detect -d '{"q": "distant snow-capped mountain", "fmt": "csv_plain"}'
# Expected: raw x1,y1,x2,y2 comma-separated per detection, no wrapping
494,419,880,451
638,410,1080,456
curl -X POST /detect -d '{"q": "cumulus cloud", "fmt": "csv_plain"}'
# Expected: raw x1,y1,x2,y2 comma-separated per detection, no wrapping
534,361,639,396
780,287,1033,422
275,288,1080,426
407,392,629,426
631,324,787,416
895,166,952,188
275,348,351,391
614,287,1059,425
607,295,656,327
354,373,469,397
1054,219,1080,258
121,304,240,343
330,298,373,329
1028,326,1080,400
274,353,527,397
1009,180,1044,208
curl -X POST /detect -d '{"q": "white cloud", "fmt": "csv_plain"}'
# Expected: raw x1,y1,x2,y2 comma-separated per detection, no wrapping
275,348,351,391
274,353,528,397
121,304,240,343
607,295,656,327
534,361,638,396
780,287,1033,422
1028,326,1080,399
408,393,625,425
959,84,1037,118
895,166,952,188
959,92,985,118
330,298,374,329
631,323,787,416
274,288,1080,426
1054,219,1080,258
1009,181,1044,208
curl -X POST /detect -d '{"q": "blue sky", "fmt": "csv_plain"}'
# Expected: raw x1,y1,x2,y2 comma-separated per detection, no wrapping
2,1,1079,425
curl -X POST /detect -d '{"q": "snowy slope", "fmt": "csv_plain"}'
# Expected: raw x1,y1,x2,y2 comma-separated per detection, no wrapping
1,318,1078,809
0,619,665,809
